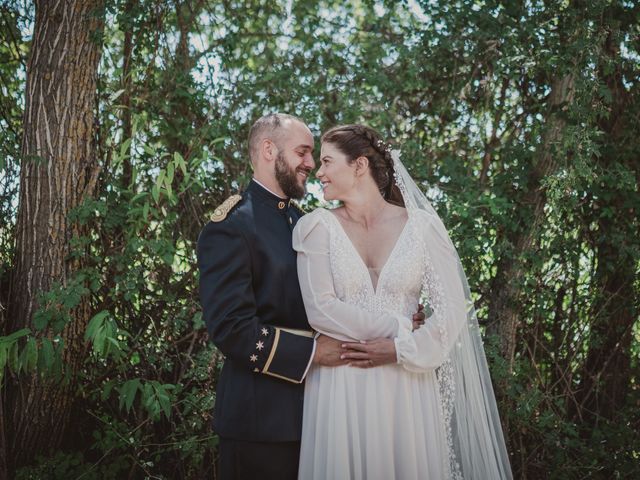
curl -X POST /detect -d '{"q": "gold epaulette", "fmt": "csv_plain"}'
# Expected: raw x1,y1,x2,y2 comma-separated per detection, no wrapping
210,194,242,222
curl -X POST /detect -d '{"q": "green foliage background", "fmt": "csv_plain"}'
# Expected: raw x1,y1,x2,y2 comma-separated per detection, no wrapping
1,0,638,478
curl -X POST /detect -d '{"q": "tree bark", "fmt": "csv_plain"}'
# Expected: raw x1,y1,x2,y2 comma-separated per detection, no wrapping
4,0,104,471
575,26,637,423
121,0,134,187
487,73,576,374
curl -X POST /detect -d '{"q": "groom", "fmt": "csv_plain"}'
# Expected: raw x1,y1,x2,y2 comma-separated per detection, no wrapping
197,113,345,480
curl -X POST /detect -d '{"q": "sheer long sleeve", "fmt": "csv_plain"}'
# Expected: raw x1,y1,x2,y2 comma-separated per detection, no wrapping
293,210,412,342
394,210,469,372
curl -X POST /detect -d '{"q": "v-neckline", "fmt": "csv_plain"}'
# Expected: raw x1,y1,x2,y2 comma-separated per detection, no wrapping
326,209,411,295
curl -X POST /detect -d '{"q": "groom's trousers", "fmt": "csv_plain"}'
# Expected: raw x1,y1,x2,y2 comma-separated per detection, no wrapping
217,437,301,480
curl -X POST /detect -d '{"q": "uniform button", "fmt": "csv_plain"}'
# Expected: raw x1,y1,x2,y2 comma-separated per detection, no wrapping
278,201,285,209
289,217,293,224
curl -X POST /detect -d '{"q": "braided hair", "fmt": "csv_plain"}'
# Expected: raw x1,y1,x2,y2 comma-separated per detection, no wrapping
321,124,404,207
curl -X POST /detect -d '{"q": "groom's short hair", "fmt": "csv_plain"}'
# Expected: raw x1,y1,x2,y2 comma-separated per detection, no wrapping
248,113,305,163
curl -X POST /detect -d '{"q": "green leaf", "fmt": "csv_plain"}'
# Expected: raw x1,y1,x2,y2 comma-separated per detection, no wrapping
0,344,7,371
25,337,38,372
192,312,203,329
1,328,31,344
18,341,28,373
102,379,116,401
32,309,50,330
157,389,172,419
106,336,120,353
9,342,19,373
119,378,141,413
181,172,191,188
85,311,109,341
86,311,113,356
142,382,155,408
130,192,149,203
143,382,163,419
41,337,54,369
119,138,132,159
166,162,175,185
130,351,140,365
156,170,166,190
174,151,187,176
143,144,155,156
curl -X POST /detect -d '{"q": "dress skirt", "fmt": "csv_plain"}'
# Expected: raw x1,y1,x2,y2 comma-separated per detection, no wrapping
298,363,450,480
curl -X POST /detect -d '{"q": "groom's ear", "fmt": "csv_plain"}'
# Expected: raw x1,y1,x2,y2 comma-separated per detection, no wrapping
354,156,369,176
261,139,277,162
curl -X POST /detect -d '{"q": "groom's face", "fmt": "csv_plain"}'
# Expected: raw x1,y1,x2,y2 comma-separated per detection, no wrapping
273,120,315,199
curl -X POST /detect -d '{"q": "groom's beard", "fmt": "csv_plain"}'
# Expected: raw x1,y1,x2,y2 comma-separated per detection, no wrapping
275,152,306,199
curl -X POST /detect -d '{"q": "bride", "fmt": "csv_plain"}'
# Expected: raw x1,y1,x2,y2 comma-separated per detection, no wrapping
292,125,512,479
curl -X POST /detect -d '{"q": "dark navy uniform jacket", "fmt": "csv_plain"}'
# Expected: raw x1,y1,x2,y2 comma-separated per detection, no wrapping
197,179,315,442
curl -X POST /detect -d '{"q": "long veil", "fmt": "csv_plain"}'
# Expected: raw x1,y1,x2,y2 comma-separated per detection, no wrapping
391,150,513,480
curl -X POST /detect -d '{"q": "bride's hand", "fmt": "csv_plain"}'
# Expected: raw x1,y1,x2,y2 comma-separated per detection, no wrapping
340,338,397,368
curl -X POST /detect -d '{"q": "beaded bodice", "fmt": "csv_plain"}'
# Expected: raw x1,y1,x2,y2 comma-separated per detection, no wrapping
320,209,426,319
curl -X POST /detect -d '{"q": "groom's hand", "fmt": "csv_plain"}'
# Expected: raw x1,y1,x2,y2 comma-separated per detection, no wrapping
313,334,348,366
340,338,397,368
412,304,426,331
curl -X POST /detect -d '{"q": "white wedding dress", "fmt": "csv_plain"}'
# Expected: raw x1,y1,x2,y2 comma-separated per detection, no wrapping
293,207,469,480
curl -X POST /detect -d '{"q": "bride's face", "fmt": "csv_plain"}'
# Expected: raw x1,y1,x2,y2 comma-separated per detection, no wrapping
317,142,357,201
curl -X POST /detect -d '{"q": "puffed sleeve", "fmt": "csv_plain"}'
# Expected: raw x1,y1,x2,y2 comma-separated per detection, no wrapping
394,210,469,372
197,218,314,383
293,209,412,342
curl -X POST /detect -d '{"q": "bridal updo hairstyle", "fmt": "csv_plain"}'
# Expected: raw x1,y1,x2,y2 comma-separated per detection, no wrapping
321,124,405,207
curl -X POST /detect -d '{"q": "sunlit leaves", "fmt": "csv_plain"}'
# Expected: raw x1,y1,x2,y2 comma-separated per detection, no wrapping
0,329,65,382
117,377,175,420
84,310,129,359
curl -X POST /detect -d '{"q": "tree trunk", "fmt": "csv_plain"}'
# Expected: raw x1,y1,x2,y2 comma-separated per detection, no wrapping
575,26,637,423
121,0,134,187
4,0,104,471
488,73,576,373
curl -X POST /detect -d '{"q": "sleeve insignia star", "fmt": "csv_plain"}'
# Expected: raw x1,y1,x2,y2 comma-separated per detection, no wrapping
250,354,258,362
261,327,269,336
256,341,264,351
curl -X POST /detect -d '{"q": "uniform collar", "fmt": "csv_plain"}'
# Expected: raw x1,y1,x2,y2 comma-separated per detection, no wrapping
251,177,286,199
247,179,293,212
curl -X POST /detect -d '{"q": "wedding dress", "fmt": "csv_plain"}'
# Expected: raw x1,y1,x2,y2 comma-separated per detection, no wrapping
292,152,512,479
